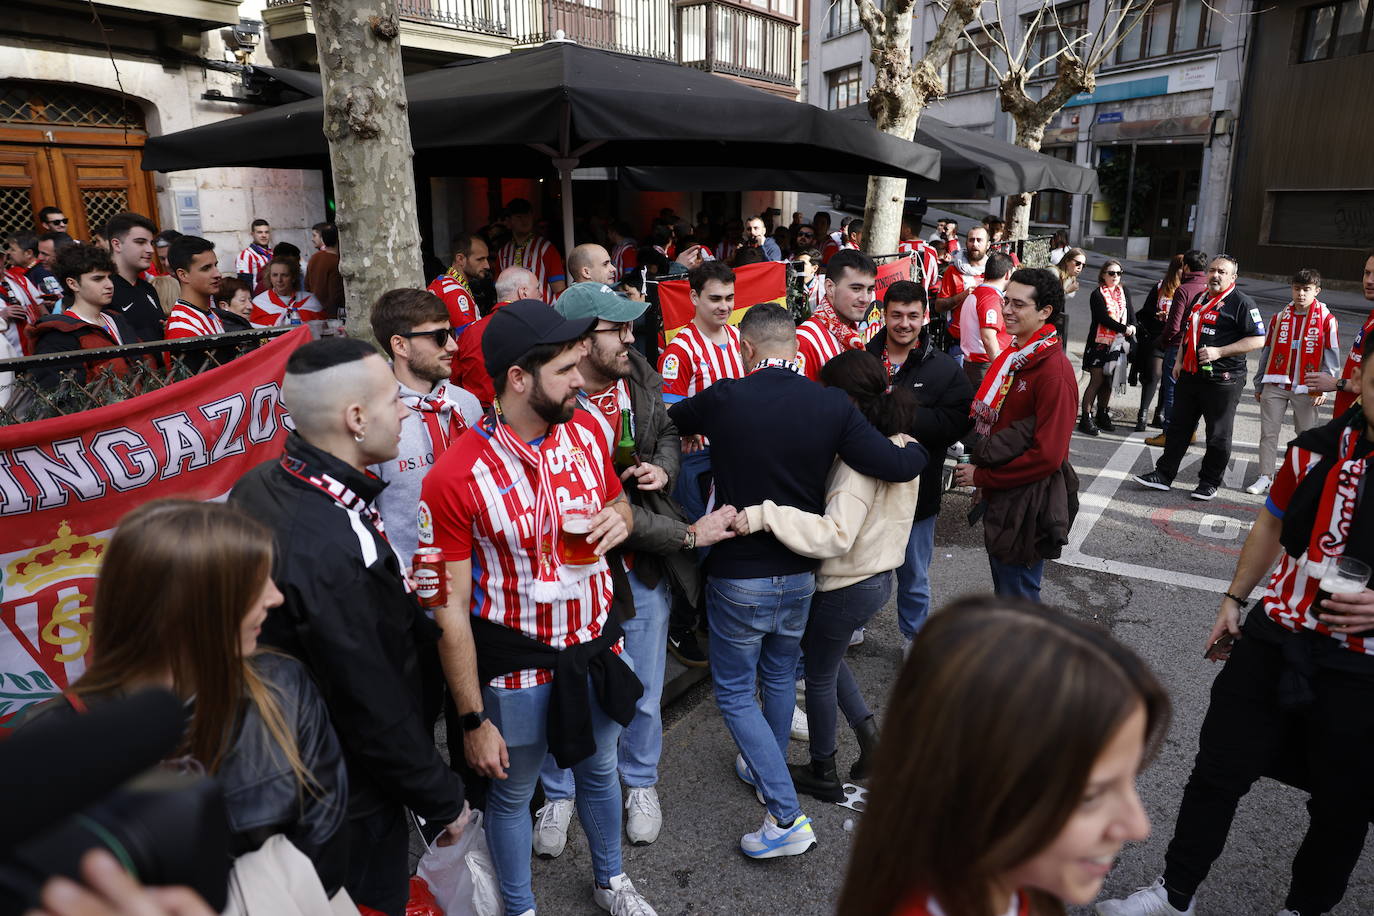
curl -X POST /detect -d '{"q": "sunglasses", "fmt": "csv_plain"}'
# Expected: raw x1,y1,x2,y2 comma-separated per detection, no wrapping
48,218,68,225
1071,259,1086,266
1104,270,1122,276
398,327,457,347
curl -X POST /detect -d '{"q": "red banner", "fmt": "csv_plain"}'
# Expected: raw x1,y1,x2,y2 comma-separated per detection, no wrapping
658,261,787,343
0,328,310,730
874,254,915,304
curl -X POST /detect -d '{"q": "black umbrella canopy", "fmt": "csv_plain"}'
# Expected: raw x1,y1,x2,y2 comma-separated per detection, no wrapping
142,42,940,181
617,112,1097,199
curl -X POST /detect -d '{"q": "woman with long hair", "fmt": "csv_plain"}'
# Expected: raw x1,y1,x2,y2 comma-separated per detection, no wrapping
51,499,348,890
838,597,1170,916
1079,260,1135,435
735,349,922,799
1055,248,1086,299
1132,254,1186,431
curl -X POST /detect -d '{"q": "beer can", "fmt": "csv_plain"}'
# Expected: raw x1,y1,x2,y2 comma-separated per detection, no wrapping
412,547,447,608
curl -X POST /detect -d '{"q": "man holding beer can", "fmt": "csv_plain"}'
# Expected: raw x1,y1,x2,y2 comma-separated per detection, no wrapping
418,300,661,916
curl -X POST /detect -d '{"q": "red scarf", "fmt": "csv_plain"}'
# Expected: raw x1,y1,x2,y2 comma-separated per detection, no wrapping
486,406,606,603
1093,284,1127,344
1262,302,1330,393
3,268,43,323
1336,310,1374,416
812,301,865,352
402,383,469,461
970,324,1060,437
1181,283,1235,373
1305,425,1367,576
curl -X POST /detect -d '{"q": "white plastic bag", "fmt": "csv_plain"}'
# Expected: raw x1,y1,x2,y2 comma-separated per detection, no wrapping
415,809,500,916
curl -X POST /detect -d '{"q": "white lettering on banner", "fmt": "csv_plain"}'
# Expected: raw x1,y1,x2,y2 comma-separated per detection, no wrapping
90,429,158,492
200,394,250,462
154,413,211,479
13,439,107,510
249,383,284,442
0,453,32,516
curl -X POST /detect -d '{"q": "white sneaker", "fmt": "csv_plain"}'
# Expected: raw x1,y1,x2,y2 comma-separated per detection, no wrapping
947,441,965,459
532,797,575,858
740,812,817,858
624,786,662,845
593,873,658,916
902,634,913,657
734,753,765,805
1276,910,1301,916
794,677,805,704
1095,877,1194,916
1246,475,1272,495
848,627,865,647
790,705,809,742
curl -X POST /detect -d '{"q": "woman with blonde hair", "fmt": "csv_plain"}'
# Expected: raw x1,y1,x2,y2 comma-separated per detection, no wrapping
1054,248,1087,299
838,596,1170,916
40,499,349,892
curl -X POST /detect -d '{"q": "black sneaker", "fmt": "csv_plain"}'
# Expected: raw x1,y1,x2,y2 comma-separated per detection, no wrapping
1133,471,1171,491
1190,483,1218,501
668,628,708,667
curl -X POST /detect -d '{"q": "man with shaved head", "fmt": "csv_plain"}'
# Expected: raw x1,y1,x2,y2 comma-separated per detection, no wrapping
452,265,540,408
230,338,468,916
566,242,618,286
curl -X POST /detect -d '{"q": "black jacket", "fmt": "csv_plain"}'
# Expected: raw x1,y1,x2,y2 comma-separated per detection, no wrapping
868,328,974,520
229,435,464,826
669,366,927,579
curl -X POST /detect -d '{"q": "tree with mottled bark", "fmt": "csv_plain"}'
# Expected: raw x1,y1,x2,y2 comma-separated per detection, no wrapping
965,0,1152,238
313,0,424,342
857,0,984,258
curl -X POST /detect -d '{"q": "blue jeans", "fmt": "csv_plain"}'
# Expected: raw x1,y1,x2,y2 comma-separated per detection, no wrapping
802,573,892,759
541,571,671,797
706,573,815,823
988,556,1045,602
483,678,623,915
894,515,937,639
1159,345,1179,425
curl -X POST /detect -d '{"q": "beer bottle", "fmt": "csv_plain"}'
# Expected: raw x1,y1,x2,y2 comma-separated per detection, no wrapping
614,408,637,472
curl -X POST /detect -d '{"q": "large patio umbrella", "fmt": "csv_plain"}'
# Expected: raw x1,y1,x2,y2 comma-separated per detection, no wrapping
616,112,1098,199
142,41,941,253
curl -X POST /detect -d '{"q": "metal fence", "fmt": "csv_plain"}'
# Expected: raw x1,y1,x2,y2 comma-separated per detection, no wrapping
0,329,292,427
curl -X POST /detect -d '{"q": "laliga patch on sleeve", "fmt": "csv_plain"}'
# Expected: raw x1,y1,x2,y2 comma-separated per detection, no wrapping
795,353,806,373
1250,308,1264,331
417,500,434,545
661,353,680,381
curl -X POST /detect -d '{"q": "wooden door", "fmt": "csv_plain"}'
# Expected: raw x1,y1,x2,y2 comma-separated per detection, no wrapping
49,147,156,243
0,146,57,242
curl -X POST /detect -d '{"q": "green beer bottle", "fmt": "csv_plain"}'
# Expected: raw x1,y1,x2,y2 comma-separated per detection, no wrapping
614,408,637,472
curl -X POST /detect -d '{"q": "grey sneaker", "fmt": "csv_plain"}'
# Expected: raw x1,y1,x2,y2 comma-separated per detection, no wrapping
1095,877,1194,915
532,797,575,858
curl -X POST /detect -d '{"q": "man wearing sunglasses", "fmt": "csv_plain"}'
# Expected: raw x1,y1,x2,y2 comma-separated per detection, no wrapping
368,287,484,561
37,206,68,234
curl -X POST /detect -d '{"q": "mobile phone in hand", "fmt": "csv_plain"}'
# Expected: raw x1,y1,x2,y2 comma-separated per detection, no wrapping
1204,632,1235,662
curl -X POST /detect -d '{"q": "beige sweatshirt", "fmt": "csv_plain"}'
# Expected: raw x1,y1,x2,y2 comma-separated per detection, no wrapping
743,434,920,592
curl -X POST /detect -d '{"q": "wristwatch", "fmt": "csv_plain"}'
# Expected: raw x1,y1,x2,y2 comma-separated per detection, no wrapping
459,709,488,732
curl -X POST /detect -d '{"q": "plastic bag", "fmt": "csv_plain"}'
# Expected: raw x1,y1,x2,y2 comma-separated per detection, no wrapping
414,809,500,916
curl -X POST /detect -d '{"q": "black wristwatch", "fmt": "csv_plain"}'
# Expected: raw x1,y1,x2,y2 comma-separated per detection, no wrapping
459,709,488,732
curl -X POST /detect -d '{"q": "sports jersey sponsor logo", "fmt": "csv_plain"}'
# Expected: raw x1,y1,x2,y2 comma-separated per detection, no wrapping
661,353,680,380
417,500,434,545
795,353,806,373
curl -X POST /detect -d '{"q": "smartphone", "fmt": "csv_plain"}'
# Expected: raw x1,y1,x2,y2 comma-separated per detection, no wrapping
1204,632,1235,661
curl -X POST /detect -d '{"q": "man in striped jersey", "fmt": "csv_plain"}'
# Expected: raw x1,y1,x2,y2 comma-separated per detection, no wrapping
658,261,745,405
164,235,225,340
422,301,658,916
235,218,272,286
608,221,638,278
427,233,490,332
797,249,878,382
496,199,566,304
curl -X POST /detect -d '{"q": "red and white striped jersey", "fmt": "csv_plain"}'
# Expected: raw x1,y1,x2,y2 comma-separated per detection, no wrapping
610,239,638,277
658,321,745,402
426,273,480,329
235,244,272,279
897,240,942,292
714,239,739,264
1262,441,1374,656
249,289,326,327
419,411,622,688
796,317,846,381
497,236,565,304
165,300,225,339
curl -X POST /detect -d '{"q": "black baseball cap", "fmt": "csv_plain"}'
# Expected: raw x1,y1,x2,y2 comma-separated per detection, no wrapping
482,299,594,380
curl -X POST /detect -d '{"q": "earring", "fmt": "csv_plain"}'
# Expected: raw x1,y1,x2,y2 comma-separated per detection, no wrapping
354,429,366,443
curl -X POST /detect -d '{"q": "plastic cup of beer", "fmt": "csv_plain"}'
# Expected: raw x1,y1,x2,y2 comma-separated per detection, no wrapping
1316,556,1372,623
558,499,600,566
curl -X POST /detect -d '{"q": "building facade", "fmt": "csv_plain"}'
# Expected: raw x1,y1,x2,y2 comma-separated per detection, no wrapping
803,0,1250,261
2,0,802,276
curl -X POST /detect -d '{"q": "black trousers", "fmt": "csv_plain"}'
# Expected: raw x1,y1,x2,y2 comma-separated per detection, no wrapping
1155,373,1243,487
1162,620,1374,913
344,806,410,916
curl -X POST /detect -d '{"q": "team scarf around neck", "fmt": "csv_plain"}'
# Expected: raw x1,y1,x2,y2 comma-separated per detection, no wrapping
1262,301,1329,392
1304,424,1368,579
970,323,1060,437
1181,283,1235,373
1094,284,1127,345
577,378,632,450
401,383,469,462
486,404,604,602
279,453,394,554
812,301,865,352
749,357,803,375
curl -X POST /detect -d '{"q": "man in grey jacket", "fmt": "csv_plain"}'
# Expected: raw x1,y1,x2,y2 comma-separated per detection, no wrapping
367,288,484,561
532,281,738,852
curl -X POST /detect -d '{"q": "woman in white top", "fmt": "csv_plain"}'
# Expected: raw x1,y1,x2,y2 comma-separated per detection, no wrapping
735,349,920,801
249,257,324,328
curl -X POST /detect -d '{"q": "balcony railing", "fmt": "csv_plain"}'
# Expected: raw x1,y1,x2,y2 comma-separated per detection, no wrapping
676,0,796,86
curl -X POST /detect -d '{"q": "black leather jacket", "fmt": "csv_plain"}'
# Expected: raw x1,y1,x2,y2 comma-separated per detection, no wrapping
229,435,465,827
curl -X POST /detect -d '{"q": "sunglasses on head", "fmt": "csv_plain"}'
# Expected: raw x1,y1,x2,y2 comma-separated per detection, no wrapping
398,327,457,347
